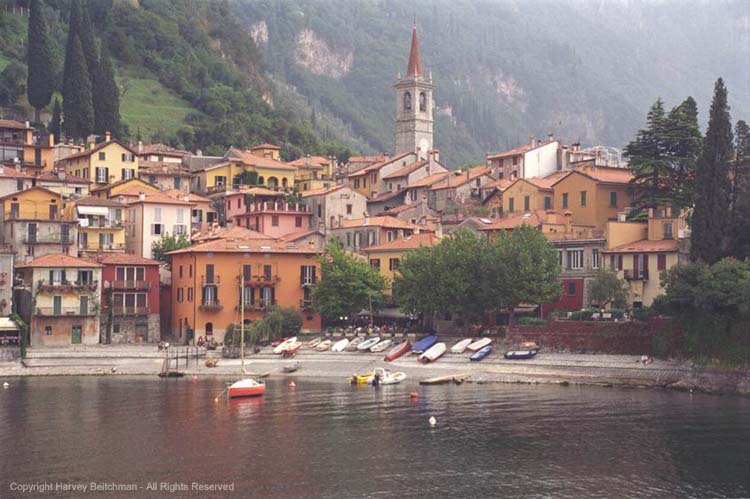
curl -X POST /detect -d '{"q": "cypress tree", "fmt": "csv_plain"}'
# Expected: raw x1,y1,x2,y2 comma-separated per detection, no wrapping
691,78,734,264
78,4,98,85
63,0,83,89
93,45,120,136
48,96,61,142
27,0,55,125
664,97,702,209
62,35,94,140
728,120,750,258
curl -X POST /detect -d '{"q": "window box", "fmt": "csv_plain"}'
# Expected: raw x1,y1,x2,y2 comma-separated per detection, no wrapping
199,301,223,312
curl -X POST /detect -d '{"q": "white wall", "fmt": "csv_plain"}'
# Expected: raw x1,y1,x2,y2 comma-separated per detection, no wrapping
523,141,559,179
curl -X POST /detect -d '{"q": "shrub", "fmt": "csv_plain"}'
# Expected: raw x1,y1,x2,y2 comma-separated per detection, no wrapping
633,306,656,321
608,308,625,319
570,308,598,321
518,317,548,326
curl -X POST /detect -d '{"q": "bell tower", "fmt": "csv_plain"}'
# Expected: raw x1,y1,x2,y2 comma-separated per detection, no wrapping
395,25,433,158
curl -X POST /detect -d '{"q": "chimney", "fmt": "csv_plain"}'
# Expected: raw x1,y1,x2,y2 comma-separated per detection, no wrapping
139,192,146,201
137,141,143,154
435,221,443,239
547,132,554,142
530,136,536,148
47,133,54,147
25,121,30,129
105,130,111,142
196,149,203,157
466,168,471,182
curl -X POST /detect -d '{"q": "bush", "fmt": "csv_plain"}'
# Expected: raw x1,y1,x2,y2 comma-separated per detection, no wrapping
517,317,548,326
608,308,625,319
570,308,598,321
633,306,656,321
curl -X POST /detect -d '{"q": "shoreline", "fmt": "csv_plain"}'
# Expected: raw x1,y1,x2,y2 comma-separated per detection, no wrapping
2,345,749,397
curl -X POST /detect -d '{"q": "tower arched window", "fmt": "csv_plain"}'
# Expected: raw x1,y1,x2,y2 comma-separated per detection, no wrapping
403,91,412,112
419,92,426,112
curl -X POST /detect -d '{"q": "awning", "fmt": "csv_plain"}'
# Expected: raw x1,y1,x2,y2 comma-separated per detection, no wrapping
0,317,19,332
77,206,109,216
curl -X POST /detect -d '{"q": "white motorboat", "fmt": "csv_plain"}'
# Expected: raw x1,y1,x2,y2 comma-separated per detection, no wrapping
418,342,447,363
450,338,473,354
331,338,350,352
371,367,407,385
466,337,492,352
370,339,393,353
357,337,380,351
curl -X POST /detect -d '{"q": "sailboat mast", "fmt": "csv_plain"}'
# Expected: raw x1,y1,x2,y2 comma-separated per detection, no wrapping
240,270,245,374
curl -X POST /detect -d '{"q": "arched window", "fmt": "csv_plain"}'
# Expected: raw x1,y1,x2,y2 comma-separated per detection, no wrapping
258,176,264,185
403,91,412,112
419,92,426,112
282,177,288,189
267,177,279,187
205,322,213,336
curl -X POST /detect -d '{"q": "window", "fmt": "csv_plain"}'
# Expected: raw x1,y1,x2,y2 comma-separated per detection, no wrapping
95,167,109,183
153,207,161,222
121,169,134,180
592,249,600,269
508,197,515,213
567,282,577,295
317,205,322,218
370,259,381,269
263,265,272,280
189,265,193,278
215,176,227,187
562,193,568,209
389,258,400,271
16,179,23,191
301,265,316,285
557,250,563,268
151,224,163,235
49,204,57,219
45,326,52,336
403,91,412,112
610,191,618,208
243,264,252,283
260,286,274,307
177,288,184,302
663,222,674,239
346,233,351,246
122,153,134,162
610,254,623,271
9,202,18,218
544,196,552,210
419,91,426,112
271,215,279,227
188,287,193,302
354,232,361,247
657,254,667,271
580,191,587,207
354,179,360,189
346,204,352,215
98,152,106,161
179,265,183,279
173,225,186,235
149,175,156,184
512,156,518,166
524,196,530,212
295,216,302,228
61,224,70,244
567,248,584,270
205,264,215,284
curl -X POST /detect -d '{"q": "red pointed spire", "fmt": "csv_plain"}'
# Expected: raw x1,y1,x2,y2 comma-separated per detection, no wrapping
406,25,423,78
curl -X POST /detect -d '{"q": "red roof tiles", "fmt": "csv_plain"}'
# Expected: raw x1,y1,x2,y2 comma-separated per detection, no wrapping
16,254,103,269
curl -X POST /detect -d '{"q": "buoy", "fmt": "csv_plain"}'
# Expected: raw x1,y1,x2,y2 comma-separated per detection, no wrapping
2,382,8,389
192,375,198,381
111,367,117,373
429,416,436,426
289,381,296,387
410,392,419,399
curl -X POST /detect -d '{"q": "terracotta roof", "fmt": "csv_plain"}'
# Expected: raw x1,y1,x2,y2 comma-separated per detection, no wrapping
300,184,345,197
288,156,329,169
582,166,634,185
16,254,103,269
381,160,428,180
0,119,30,130
383,204,416,215
479,210,549,231
34,170,90,184
347,155,389,164
405,171,451,188
139,143,191,157
90,178,157,193
483,178,514,191
92,253,160,266
193,226,275,243
339,216,430,231
162,189,211,204
368,190,405,203
0,167,34,179
349,152,414,177
278,229,325,242
512,172,571,191
250,143,281,151
139,162,193,176
604,238,678,253
221,148,296,171
166,238,318,255
124,190,195,206
486,140,555,161
226,186,284,197
364,232,438,252
431,166,492,191
0,185,61,201
57,139,136,162
73,196,126,208
406,26,423,78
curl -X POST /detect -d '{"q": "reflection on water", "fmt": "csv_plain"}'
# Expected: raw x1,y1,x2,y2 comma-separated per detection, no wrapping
1,376,750,498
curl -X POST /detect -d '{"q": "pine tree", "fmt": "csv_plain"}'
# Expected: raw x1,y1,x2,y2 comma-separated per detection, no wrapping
93,45,120,136
664,96,702,209
691,78,734,264
48,96,61,142
26,0,55,125
625,99,668,211
62,35,94,140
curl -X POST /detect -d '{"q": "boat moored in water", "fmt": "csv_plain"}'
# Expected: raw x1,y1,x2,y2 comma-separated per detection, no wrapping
228,378,266,398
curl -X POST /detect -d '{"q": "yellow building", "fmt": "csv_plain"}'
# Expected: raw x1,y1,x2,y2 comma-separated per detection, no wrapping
603,207,687,308
34,170,91,199
67,196,127,255
200,147,296,194
90,178,158,200
288,155,335,191
0,119,56,172
361,232,439,295
551,163,633,230
56,133,139,187
503,177,555,215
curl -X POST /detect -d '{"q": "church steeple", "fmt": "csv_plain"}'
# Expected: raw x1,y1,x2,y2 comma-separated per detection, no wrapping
406,25,423,79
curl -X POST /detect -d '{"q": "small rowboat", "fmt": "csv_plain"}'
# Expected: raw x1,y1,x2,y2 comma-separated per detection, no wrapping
384,340,411,361
306,337,322,349
331,338,350,352
273,337,297,354
281,341,302,358
418,342,447,363
357,337,380,351
370,339,392,353
283,361,300,373
315,339,333,351
470,345,492,361
450,338,473,354
228,378,266,398
466,337,492,352
345,337,363,352
504,350,537,360
411,335,438,354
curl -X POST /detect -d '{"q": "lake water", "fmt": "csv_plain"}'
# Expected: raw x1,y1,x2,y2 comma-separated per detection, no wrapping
1,376,749,498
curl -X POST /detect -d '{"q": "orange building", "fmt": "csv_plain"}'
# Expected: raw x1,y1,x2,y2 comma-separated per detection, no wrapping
168,238,321,344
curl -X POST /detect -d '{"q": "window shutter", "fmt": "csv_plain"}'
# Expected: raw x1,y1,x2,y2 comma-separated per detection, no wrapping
243,265,251,282
633,254,638,272
249,287,255,305
62,270,67,283
49,270,53,283
311,267,316,284
271,287,275,305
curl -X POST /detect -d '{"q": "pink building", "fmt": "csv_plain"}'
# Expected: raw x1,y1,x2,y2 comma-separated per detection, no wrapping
234,199,312,238
223,187,283,223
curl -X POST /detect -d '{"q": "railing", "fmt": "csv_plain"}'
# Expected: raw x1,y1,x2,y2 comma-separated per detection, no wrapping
112,280,152,290
112,306,149,316
301,278,316,288
37,280,99,292
199,301,223,312
200,275,221,286
36,307,97,317
78,242,125,251
206,185,228,194
624,269,649,281
79,219,123,228
300,299,314,310
246,201,309,213
25,235,73,244
7,212,68,221
248,274,280,286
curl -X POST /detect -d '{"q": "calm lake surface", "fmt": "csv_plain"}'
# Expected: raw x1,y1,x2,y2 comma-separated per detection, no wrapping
1,376,750,498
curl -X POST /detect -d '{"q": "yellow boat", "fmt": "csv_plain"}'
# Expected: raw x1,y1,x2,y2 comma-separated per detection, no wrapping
348,373,374,385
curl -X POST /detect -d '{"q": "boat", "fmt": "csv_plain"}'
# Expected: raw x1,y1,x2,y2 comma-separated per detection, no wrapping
228,276,266,399
520,341,540,351
306,337,322,349
315,339,333,351
420,373,470,385
469,345,492,361
349,373,374,385
357,337,380,351
282,361,300,373
372,367,407,385
384,340,411,361
345,337,363,352
418,342,447,363
331,338,350,352
273,336,297,354
281,341,302,358
504,350,538,360
466,337,492,352
370,339,393,353
411,335,438,354
450,338,473,354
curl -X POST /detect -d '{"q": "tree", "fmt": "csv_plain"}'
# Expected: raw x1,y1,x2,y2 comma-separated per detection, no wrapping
0,62,26,106
588,268,629,309
151,233,191,269
625,99,668,211
78,2,98,86
691,78,734,264
728,120,750,258
27,0,55,124
48,97,62,141
62,35,94,140
93,45,121,136
312,239,386,322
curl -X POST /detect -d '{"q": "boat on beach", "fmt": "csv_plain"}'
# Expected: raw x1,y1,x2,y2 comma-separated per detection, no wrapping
504,350,537,360
370,339,393,353
411,335,438,354
345,337,363,352
466,338,492,352
469,345,492,361
331,338,350,352
384,340,411,361
450,338,473,354
315,339,333,351
273,337,298,354
418,342,447,363
357,337,380,351
306,337,322,349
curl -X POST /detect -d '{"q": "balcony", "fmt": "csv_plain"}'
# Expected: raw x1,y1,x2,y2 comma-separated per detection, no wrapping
111,280,152,290
246,201,309,214
199,301,223,312
37,279,99,293
112,306,149,316
78,242,125,252
79,218,123,229
250,274,280,286
301,278,316,288
36,307,96,317
25,235,73,245
200,275,221,286
300,299,314,310
624,269,649,281
206,185,228,194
